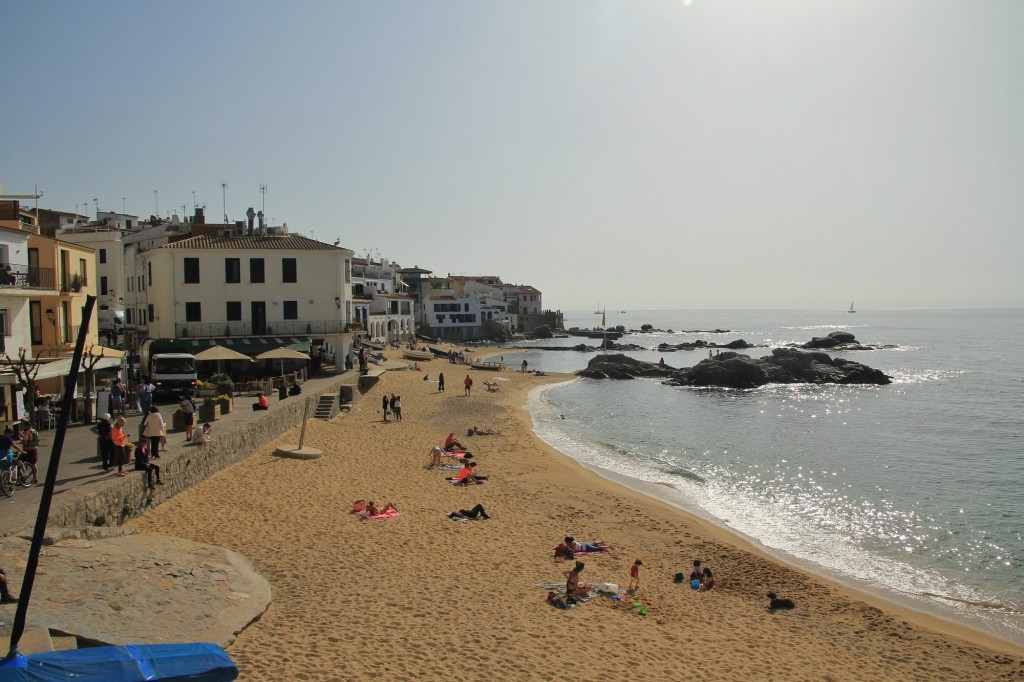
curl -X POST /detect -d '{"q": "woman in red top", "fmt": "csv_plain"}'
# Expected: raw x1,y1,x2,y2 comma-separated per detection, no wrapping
444,432,465,452
111,417,130,477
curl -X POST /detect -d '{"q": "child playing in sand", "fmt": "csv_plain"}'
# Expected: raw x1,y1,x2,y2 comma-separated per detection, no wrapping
629,559,642,592
700,567,714,590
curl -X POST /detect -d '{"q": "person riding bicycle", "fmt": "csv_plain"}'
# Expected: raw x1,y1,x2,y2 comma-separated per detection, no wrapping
17,421,40,484
0,430,14,471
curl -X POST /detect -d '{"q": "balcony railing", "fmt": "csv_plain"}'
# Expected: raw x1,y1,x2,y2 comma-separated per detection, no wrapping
175,319,347,338
60,272,88,293
0,264,56,290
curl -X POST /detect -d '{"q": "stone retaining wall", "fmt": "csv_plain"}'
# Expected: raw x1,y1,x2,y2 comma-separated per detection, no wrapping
49,377,353,529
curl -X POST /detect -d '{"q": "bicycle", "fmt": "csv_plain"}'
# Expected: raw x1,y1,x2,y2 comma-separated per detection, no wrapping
0,454,36,496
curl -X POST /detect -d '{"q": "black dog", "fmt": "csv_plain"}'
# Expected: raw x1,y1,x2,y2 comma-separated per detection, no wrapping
766,592,796,611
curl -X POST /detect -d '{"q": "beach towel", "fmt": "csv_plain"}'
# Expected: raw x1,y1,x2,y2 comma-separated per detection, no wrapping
364,509,400,520
441,451,468,458
437,464,462,471
448,478,485,485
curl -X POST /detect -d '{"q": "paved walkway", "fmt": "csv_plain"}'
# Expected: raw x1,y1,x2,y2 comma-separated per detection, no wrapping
0,370,359,653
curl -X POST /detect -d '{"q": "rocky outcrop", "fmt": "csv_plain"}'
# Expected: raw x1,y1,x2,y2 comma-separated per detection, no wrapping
794,331,897,351
576,354,676,380
664,348,891,388
577,349,891,387
657,338,756,351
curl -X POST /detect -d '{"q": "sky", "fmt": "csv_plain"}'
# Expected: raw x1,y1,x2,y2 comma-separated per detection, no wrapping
2,0,1022,310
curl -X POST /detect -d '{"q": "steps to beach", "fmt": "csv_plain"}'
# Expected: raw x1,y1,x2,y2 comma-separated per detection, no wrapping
314,393,339,420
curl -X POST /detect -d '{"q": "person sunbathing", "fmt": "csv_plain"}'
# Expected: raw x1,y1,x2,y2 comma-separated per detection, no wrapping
444,432,465,451
360,501,398,518
467,426,501,436
564,561,590,597
448,503,490,520
566,536,609,553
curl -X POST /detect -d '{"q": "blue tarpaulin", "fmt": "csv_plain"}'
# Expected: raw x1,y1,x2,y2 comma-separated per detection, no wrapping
0,643,238,682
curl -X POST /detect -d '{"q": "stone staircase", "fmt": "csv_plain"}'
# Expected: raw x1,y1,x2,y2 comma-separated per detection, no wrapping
314,393,339,420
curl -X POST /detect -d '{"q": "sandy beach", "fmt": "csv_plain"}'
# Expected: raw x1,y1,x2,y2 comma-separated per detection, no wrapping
130,349,1024,681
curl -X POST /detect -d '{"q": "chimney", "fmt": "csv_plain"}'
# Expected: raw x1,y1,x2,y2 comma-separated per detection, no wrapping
194,206,205,224
257,210,265,235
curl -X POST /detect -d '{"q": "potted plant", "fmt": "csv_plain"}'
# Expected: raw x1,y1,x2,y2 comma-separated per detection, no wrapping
216,393,233,414
198,396,220,422
172,407,191,431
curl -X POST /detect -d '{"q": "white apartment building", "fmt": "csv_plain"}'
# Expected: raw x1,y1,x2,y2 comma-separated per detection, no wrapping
351,257,415,342
137,233,355,367
423,291,484,340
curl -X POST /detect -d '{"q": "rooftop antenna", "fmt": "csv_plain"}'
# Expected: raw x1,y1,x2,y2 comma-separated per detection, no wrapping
122,196,126,214
259,183,267,216
153,189,158,217
220,181,229,223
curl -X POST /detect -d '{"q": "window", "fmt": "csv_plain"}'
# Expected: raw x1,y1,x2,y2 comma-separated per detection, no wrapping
225,258,240,283
0,308,8,337
185,302,202,322
147,262,152,287
250,258,265,283
100,276,108,295
30,301,42,344
226,302,242,321
282,258,297,283
147,303,154,322
283,301,298,319
184,258,200,283
79,258,87,285
126,309,133,324
99,248,107,264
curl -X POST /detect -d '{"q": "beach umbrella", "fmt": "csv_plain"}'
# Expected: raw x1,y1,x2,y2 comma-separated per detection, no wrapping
194,345,254,362
255,347,311,376
195,344,254,377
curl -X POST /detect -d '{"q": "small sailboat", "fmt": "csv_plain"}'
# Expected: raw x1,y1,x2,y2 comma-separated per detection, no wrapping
848,301,856,313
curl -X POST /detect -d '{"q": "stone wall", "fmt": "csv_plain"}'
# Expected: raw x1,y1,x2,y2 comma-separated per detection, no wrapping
48,377,353,529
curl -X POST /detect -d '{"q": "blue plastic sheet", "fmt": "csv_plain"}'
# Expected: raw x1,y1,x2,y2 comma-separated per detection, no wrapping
0,642,238,682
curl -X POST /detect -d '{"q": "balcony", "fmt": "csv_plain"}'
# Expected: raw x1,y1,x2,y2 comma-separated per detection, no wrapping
0,265,56,290
175,319,347,338
60,272,88,294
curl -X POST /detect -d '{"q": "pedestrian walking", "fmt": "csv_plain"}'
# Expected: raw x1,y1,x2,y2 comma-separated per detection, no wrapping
464,374,473,396
438,372,445,392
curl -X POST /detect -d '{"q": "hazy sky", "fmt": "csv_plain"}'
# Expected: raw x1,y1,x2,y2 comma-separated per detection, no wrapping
3,1,1022,310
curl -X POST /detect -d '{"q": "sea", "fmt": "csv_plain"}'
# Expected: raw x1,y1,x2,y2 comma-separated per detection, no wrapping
500,308,1024,645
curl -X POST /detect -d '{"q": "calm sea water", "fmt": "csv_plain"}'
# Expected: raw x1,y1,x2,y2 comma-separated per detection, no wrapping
504,309,1024,643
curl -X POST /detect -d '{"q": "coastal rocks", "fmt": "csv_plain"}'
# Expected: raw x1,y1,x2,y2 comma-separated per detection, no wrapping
794,331,898,351
533,324,553,339
576,354,676,380
664,348,892,389
657,338,756,351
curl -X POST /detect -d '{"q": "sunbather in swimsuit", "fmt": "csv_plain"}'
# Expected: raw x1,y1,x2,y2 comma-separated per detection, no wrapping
564,561,589,597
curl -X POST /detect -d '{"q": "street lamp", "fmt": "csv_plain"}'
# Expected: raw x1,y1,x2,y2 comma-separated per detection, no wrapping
45,308,55,326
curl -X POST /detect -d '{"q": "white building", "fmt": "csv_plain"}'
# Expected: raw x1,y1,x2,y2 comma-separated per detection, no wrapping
137,232,355,369
351,256,415,342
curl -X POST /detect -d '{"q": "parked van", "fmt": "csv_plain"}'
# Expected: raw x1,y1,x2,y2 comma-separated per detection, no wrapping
98,308,125,333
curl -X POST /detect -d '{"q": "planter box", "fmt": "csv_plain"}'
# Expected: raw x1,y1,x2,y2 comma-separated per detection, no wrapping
198,404,221,422
217,398,233,415
172,411,192,431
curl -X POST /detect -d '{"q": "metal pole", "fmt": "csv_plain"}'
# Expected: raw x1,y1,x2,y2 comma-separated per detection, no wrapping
6,296,97,658
297,396,312,449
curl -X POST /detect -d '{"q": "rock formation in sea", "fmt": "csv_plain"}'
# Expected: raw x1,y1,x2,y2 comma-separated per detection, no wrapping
792,331,898,351
577,349,892,387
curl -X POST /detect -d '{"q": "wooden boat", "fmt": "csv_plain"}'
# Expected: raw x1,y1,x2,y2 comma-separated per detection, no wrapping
360,340,385,350
470,359,505,371
402,349,433,361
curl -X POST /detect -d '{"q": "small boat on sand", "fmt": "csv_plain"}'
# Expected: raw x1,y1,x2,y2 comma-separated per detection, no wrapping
402,349,433,361
470,359,505,371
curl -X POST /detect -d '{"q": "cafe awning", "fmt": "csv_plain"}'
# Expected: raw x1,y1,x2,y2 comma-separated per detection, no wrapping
190,337,311,357
0,355,122,384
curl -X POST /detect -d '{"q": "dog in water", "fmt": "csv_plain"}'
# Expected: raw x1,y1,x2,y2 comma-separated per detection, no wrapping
766,592,796,611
